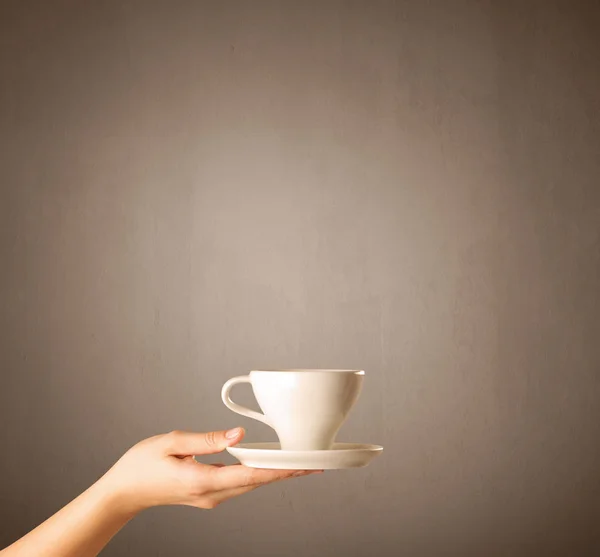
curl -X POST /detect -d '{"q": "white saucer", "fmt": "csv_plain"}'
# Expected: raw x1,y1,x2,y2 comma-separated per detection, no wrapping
226,442,383,470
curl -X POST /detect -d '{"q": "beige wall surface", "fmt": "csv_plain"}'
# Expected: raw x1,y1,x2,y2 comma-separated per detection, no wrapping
1,1,599,556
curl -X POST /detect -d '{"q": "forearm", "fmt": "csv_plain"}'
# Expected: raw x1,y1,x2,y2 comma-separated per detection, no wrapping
0,478,137,557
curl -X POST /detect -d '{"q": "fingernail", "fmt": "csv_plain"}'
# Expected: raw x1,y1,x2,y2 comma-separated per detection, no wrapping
225,427,242,439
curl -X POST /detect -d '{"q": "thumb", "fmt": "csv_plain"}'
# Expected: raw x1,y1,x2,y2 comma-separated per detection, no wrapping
163,428,245,456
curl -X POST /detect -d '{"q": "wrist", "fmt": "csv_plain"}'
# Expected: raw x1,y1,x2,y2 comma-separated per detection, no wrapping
91,473,145,520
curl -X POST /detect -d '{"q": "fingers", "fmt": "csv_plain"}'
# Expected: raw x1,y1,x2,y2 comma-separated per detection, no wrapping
208,465,321,491
192,468,322,509
206,484,258,506
163,428,245,456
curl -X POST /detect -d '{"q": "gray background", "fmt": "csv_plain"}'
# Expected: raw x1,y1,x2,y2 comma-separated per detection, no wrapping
1,1,599,556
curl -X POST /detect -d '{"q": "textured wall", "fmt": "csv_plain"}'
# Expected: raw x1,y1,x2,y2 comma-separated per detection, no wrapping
1,1,599,556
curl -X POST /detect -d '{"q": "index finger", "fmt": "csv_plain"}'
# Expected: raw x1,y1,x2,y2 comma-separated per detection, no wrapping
162,428,245,456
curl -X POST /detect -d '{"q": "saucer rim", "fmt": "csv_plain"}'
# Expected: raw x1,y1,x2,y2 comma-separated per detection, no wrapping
227,442,383,454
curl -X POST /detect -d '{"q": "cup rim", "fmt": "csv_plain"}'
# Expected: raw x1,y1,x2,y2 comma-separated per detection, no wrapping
250,369,365,375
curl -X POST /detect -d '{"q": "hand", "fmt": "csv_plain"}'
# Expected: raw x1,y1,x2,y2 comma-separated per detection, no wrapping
0,428,321,557
98,428,320,514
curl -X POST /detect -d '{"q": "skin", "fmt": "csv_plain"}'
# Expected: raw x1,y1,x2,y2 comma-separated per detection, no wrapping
0,427,321,557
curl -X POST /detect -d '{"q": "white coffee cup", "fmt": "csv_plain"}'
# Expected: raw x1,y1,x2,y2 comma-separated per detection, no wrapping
221,369,364,451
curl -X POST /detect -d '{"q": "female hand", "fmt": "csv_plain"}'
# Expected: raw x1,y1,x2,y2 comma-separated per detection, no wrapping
0,428,320,557
99,427,320,513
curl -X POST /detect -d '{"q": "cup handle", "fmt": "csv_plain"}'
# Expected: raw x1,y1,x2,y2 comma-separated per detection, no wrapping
221,375,272,428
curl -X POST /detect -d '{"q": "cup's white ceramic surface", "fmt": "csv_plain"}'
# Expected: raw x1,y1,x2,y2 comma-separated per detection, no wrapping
221,369,364,451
